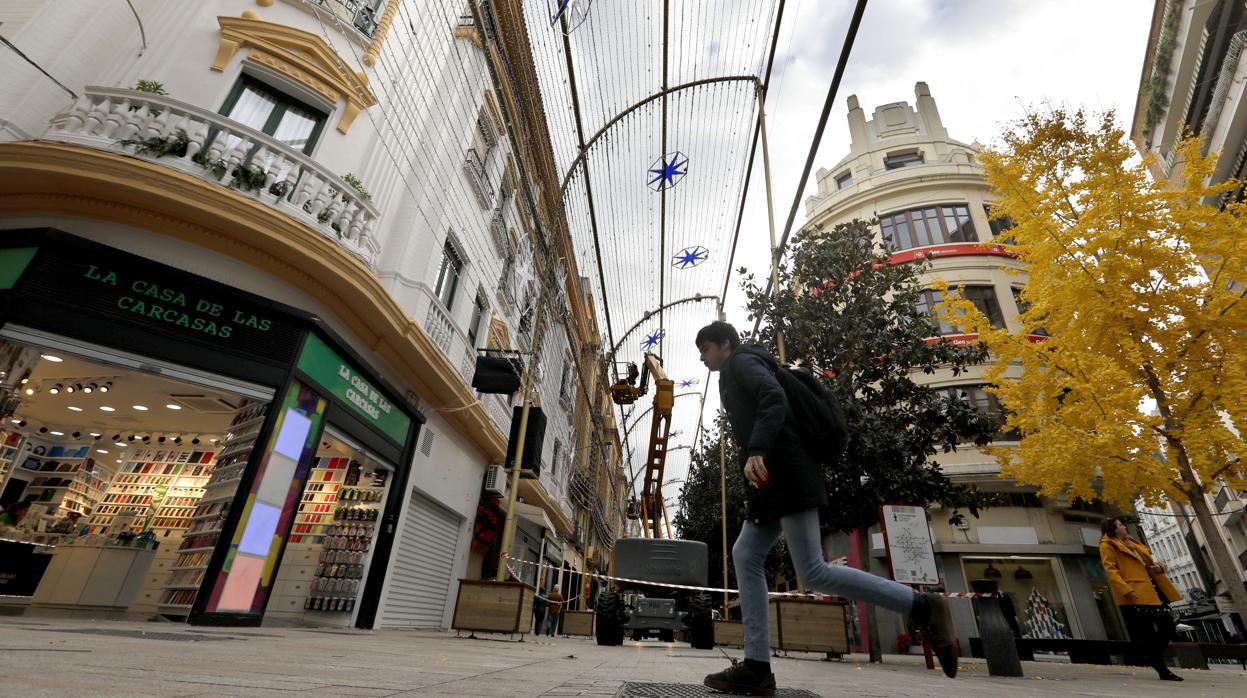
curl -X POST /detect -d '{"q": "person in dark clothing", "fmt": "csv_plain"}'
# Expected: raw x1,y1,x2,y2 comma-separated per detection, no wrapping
532,593,547,636
695,321,959,696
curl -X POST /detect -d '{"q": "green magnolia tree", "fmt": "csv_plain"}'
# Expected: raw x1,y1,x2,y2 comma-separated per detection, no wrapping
935,109,1247,623
673,415,794,599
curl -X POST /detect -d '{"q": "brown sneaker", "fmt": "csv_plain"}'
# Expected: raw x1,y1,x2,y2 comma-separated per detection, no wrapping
703,661,776,696
921,593,958,678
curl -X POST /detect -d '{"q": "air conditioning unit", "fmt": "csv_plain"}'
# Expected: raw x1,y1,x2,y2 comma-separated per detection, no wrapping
484,464,508,497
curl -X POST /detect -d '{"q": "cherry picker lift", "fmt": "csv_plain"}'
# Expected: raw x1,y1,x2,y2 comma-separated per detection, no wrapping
595,353,714,648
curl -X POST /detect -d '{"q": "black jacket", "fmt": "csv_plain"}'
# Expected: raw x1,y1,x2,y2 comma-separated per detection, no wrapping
720,345,828,522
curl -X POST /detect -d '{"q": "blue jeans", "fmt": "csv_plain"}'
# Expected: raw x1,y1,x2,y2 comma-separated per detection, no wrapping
735,508,917,661
545,614,559,636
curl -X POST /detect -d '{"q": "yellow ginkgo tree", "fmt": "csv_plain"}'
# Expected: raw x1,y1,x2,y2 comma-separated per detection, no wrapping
935,109,1247,622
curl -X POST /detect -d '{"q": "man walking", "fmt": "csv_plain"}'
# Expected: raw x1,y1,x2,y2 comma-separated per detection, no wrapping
696,321,958,696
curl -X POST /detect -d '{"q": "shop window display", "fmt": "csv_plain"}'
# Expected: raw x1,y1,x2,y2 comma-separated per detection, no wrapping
962,556,1075,640
0,339,266,617
264,431,393,626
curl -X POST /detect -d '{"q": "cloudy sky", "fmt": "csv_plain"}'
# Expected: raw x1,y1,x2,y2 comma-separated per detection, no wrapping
724,0,1156,327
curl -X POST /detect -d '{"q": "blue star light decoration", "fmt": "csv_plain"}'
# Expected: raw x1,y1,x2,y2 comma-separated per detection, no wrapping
647,151,688,191
669,430,683,439
550,0,593,32
677,378,699,389
640,329,665,351
622,407,634,422
672,245,708,269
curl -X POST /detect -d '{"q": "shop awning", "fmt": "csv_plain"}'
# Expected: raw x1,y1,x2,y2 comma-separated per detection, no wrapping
518,476,575,537
514,501,555,533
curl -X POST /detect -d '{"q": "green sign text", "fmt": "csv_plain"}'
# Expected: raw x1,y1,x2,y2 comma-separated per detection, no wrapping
83,265,274,339
296,333,411,445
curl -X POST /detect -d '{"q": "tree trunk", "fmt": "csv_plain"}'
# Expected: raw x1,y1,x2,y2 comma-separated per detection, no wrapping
1185,487,1247,628
857,531,883,663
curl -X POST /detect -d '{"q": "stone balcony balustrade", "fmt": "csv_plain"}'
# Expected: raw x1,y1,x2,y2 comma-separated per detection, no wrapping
42,87,380,268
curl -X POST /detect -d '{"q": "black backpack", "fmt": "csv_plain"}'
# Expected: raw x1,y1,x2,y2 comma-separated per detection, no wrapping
774,365,849,464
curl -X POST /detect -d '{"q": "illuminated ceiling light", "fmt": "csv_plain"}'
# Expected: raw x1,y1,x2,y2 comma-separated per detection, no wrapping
166,404,182,410
67,406,83,412
99,406,115,412
49,430,64,436
83,383,95,394
41,354,63,363
96,449,109,455
24,388,34,395
99,382,111,393
20,378,28,384
65,384,76,393
132,405,148,411
114,442,126,447
49,384,62,395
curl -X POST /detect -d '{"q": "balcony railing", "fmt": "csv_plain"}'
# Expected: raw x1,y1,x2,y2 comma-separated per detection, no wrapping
44,88,380,267
464,147,494,209
413,284,512,435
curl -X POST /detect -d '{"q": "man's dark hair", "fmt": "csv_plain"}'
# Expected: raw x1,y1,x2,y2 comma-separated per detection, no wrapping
1100,517,1120,537
695,321,740,349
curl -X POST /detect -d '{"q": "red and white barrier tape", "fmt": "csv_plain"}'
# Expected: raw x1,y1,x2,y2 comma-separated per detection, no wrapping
500,554,998,599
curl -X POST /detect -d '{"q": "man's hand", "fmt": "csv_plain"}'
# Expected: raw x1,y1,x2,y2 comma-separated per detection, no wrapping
1124,590,1139,603
744,455,769,489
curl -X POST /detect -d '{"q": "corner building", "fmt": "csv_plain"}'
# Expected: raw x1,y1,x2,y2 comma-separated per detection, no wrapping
0,0,621,631
802,83,1126,654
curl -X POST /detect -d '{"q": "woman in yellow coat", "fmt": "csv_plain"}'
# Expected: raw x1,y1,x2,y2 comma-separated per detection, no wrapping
1099,517,1184,681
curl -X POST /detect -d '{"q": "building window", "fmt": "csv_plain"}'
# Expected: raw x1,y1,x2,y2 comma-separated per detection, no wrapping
434,239,464,311
962,286,1006,330
219,76,327,155
552,439,562,478
984,204,1016,238
914,289,955,335
475,105,500,158
884,150,924,170
467,295,488,349
880,204,977,250
559,358,573,402
835,171,853,190
915,286,1005,335
1011,287,1049,336
936,384,1017,441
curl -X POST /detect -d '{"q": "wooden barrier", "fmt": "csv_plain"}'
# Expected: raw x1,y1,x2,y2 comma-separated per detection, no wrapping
451,579,534,636
769,598,850,655
714,619,745,648
561,610,595,636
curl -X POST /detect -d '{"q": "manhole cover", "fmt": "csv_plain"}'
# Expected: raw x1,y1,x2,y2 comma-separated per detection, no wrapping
30,628,241,642
621,683,821,698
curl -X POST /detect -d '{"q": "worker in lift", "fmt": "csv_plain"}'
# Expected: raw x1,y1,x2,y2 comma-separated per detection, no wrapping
695,321,958,696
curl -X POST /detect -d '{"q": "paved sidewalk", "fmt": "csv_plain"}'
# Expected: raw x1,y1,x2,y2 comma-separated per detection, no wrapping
0,617,1244,697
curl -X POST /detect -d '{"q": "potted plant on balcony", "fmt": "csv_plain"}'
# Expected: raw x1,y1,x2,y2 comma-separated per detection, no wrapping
342,173,372,203
119,128,189,158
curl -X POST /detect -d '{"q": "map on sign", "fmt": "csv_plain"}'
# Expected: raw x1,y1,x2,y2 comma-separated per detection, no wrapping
880,505,938,585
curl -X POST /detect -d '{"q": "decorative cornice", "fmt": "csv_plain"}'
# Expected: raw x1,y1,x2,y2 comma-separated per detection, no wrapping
212,15,376,134
0,141,506,462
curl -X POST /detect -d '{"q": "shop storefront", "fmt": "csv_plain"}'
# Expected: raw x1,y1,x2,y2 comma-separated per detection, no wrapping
962,556,1079,639
0,228,422,628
